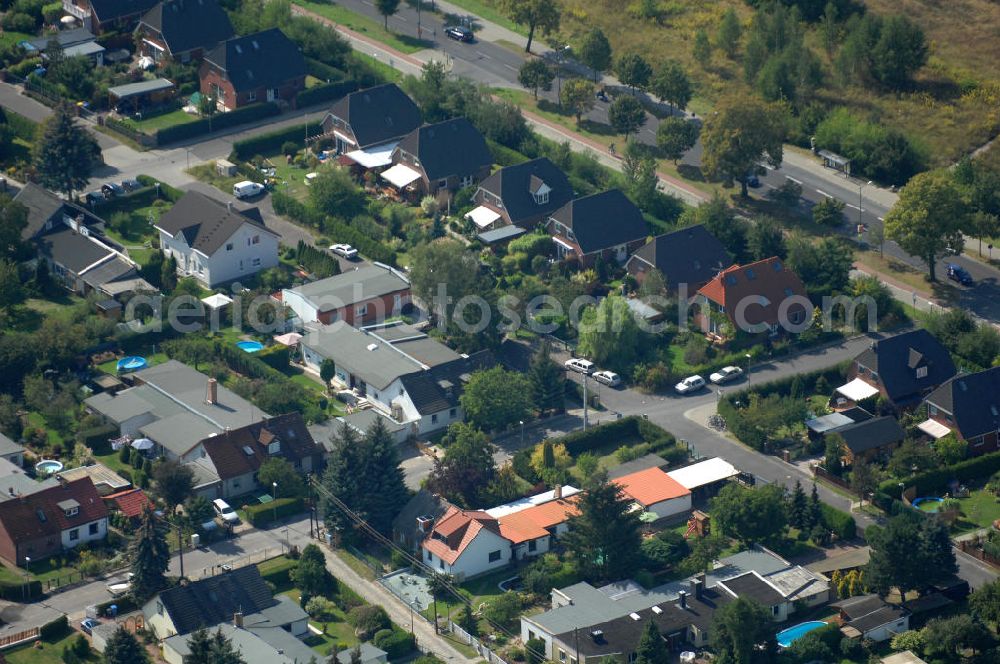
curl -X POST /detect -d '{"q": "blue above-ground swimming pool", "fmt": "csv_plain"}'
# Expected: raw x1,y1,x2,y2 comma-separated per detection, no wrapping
236,340,265,353
777,621,827,648
912,496,946,512
117,356,148,372
35,459,64,476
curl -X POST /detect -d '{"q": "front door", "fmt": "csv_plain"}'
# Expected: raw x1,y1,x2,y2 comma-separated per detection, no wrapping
267,88,277,102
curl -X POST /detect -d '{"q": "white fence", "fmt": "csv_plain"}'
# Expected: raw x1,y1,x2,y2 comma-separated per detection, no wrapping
448,620,512,664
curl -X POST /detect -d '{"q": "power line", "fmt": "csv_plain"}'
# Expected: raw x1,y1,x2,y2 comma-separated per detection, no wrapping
308,476,548,662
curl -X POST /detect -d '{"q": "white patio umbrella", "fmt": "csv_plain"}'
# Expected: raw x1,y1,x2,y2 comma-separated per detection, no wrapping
131,438,155,451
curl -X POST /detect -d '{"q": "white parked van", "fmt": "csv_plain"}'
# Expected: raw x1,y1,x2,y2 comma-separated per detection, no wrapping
564,358,595,374
213,498,239,524
232,181,265,199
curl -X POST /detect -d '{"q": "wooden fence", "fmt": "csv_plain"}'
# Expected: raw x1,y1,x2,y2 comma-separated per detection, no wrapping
0,627,40,650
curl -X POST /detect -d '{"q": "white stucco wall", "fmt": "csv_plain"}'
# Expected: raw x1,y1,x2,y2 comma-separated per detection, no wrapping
281,288,320,325
159,223,278,288
521,619,554,658
60,518,107,549
865,617,909,643
648,493,693,519
422,527,510,579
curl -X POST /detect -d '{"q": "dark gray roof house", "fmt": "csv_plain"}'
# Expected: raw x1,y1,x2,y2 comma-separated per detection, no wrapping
472,157,573,229
392,489,451,550
394,118,492,183
25,27,97,52
548,189,649,257
831,416,906,458
154,190,275,255
137,0,234,59
626,224,732,292
324,83,422,151
924,366,1000,454
14,182,88,241
84,0,159,29
850,330,957,408
717,572,784,607
203,28,305,94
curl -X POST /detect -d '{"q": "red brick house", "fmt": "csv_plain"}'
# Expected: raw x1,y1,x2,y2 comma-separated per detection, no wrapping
626,224,732,294
322,83,422,157
280,264,411,327
63,0,158,34
0,478,108,566
200,28,306,111
467,157,573,232
136,0,234,64
921,367,1000,455
382,118,493,199
546,189,649,267
692,257,808,338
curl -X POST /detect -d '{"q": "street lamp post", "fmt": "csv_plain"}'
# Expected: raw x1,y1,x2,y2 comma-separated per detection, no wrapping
519,420,524,447
272,481,278,526
858,180,873,233
745,353,752,387
23,556,30,600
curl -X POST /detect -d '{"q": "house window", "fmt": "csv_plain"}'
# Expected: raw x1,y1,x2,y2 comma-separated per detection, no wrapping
157,601,164,615
65,507,78,517
488,550,501,562
916,366,928,379
528,539,537,552
460,175,475,188
929,405,938,417
249,235,260,245
89,523,98,535
248,90,256,102
268,441,280,455
252,257,261,267
771,605,780,616
438,179,448,190
439,559,444,570
558,649,566,662
431,414,438,424
356,303,368,316
233,479,241,489
450,408,457,418
226,243,233,251
534,191,549,205
69,529,79,541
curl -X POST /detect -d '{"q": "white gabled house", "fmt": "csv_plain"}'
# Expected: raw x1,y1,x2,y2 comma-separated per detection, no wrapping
154,190,279,288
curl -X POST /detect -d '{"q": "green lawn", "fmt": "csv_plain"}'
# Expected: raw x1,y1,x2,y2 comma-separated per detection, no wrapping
283,588,359,653
25,412,65,447
292,0,432,54
353,52,403,83
96,351,169,376
0,31,32,48
100,203,164,246
438,0,524,35
953,488,1000,532
121,107,199,133
4,629,95,664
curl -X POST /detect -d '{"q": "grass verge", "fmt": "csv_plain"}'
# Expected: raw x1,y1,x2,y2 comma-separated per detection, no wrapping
293,0,432,54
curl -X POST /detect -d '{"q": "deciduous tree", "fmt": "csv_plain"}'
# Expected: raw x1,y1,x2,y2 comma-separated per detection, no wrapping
701,95,785,197
460,366,533,432
258,458,306,499
969,578,1000,630
607,95,647,141
518,59,555,99
716,7,742,58
746,215,786,261
649,60,692,113
560,79,595,125
884,170,967,281
500,0,560,53
577,28,612,81
33,102,101,200
408,239,480,318
577,295,643,372
656,117,698,163
614,53,652,94
692,29,712,66
293,543,332,602
865,510,957,596
0,194,28,260
427,423,496,506
152,459,194,514
709,597,776,664
710,483,788,547
374,0,400,29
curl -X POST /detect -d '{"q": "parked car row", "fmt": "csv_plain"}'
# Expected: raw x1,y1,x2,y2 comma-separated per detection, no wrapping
84,178,143,205
564,358,621,387
675,365,744,395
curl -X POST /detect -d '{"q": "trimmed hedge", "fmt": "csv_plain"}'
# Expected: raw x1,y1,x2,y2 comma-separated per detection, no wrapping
231,122,323,162
295,80,359,109
40,614,68,640
96,595,137,616
305,57,348,82
373,628,416,658
488,138,531,167
0,578,42,601
295,239,342,279
545,416,677,457
257,556,298,587
243,497,305,526
820,503,857,540
136,175,185,202
2,108,37,141
155,103,281,145
876,450,1000,506
77,423,118,451
257,344,291,372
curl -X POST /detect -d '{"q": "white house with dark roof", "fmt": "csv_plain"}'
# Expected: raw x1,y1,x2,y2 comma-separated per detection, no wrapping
300,321,492,436
155,190,279,287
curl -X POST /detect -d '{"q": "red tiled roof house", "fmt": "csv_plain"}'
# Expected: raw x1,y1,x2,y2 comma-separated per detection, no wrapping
692,257,808,339
614,467,692,520
421,507,509,580
0,478,109,565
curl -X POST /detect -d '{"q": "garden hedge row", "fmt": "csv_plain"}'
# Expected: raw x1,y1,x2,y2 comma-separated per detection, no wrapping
39,614,68,640
875,450,1000,506
545,416,676,457
230,122,322,161
96,595,137,616
295,239,342,279
77,423,118,451
295,79,359,109
155,102,281,145
373,628,416,658
256,344,291,372
0,578,42,601
2,108,36,140
135,175,185,202
273,192,397,265
243,497,305,526
819,503,858,540
305,57,348,82
488,138,531,168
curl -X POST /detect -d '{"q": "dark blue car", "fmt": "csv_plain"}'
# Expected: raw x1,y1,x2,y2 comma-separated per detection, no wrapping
947,263,973,286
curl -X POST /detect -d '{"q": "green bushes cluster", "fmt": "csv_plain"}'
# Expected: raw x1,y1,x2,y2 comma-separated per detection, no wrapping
135,176,185,202
242,497,305,526
0,578,42,601
273,192,396,265
814,108,925,186
155,103,281,144
295,80,359,108
39,614,69,640
373,628,416,658
256,344,291,372
305,57,348,82
231,122,323,161
294,239,342,279
876,450,1000,507
819,503,857,540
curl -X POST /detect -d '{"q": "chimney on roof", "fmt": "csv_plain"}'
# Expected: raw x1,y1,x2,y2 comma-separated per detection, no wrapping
678,590,688,609
689,577,703,600
234,611,243,628
206,378,218,405
553,484,562,500
7,487,12,497
417,515,434,533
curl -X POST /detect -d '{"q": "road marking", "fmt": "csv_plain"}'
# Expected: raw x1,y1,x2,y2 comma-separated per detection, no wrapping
477,51,492,60
815,189,833,199
878,216,884,222
503,63,518,71
396,15,407,22
760,163,774,170
845,203,861,211
785,176,802,185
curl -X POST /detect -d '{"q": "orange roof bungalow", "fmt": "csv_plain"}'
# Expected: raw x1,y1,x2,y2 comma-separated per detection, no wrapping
497,494,580,562
614,467,692,521
692,257,808,340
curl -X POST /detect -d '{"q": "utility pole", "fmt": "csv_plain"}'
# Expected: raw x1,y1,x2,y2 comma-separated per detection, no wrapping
177,526,184,578
583,373,589,430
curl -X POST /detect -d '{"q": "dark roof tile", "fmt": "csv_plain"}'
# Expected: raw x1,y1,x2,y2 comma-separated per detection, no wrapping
0,478,108,543
155,190,272,255
199,413,321,481
395,118,492,182
832,416,906,454
549,189,648,255
925,366,1000,439
327,84,422,150
626,224,732,290
476,158,572,227
854,330,956,404
155,565,275,635
204,28,305,92
139,0,234,55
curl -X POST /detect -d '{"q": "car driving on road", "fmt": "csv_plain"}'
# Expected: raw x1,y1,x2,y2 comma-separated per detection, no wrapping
675,375,706,394
709,366,744,384
445,26,474,42
947,263,973,286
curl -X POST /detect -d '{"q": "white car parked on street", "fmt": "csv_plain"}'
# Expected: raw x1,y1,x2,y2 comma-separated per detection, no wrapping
592,370,621,387
564,358,595,374
675,375,706,394
709,366,744,384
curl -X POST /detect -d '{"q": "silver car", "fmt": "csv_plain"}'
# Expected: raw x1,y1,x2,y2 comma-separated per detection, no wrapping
675,375,706,394
592,370,621,387
710,366,744,384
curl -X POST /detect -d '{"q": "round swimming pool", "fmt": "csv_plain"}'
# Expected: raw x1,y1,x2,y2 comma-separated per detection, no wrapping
236,340,265,353
912,496,945,512
35,459,64,476
117,356,147,372
776,621,827,648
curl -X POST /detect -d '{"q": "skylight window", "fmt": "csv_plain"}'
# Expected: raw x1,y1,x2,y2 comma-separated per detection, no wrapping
746,268,756,280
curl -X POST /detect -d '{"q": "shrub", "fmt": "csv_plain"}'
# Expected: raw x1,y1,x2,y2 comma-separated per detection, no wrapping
230,122,323,161
40,614,69,640
373,628,416,658
875,450,1000,507
295,80,359,108
820,503,857,540
243,497,304,526
347,605,390,639
72,634,90,657
156,102,280,145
